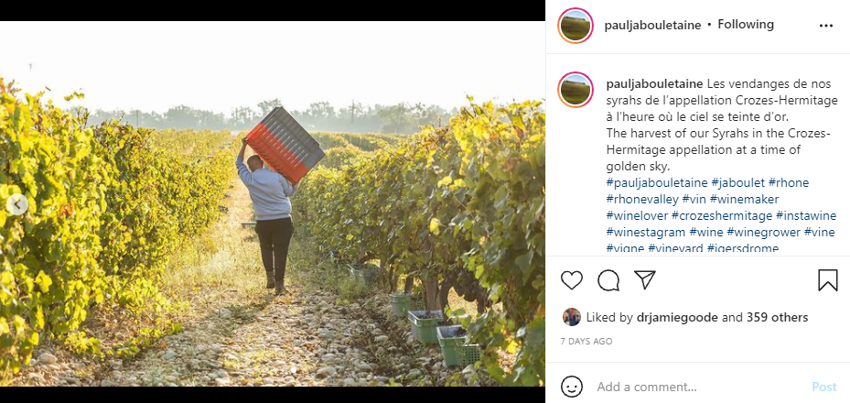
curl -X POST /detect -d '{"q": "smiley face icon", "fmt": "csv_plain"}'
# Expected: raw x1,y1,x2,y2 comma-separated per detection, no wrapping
561,375,583,398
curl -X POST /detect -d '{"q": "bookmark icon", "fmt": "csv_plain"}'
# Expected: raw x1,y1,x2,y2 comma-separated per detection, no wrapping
818,269,838,292
634,270,656,290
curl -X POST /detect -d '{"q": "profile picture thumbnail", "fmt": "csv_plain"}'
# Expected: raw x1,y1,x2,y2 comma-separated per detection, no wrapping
563,308,581,326
559,8,593,43
559,72,593,108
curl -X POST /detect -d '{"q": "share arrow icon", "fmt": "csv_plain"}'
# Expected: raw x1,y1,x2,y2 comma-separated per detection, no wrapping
634,270,656,290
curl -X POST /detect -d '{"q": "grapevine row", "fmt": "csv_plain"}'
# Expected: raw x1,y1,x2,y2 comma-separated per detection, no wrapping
0,78,238,373
297,100,545,385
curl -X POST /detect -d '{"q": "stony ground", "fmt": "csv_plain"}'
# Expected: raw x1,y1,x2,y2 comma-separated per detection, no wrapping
13,291,489,387
8,173,492,387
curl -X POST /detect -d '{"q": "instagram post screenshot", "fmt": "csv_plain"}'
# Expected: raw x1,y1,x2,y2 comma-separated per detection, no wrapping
548,0,848,401
0,11,544,391
5,1,845,399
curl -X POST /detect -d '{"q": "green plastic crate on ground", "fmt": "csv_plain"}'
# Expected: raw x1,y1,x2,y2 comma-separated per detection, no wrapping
390,293,426,317
349,263,379,285
457,345,481,366
408,310,445,344
437,325,482,366
390,293,412,317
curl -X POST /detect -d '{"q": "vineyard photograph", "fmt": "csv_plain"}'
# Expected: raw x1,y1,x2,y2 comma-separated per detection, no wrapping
0,21,544,387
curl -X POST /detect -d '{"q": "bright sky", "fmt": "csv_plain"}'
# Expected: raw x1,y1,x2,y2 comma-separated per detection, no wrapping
0,21,544,114
565,10,590,21
565,74,590,86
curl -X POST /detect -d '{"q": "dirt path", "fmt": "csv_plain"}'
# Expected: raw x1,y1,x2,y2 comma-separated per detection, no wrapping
95,292,482,387
11,176,490,387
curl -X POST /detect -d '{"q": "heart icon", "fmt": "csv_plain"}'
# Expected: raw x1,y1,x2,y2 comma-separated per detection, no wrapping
561,271,583,290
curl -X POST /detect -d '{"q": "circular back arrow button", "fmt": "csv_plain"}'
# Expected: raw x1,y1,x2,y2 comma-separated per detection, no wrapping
6,194,29,216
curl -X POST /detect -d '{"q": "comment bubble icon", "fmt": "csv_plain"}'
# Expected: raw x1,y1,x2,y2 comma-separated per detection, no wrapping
598,269,620,291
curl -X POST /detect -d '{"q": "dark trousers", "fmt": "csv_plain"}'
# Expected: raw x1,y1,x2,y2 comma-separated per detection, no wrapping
255,217,294,283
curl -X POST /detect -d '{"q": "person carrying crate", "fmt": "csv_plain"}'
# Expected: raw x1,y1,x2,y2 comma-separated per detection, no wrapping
236,137,298,296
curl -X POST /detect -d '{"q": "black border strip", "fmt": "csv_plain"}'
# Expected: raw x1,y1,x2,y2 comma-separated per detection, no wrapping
5,2,544,22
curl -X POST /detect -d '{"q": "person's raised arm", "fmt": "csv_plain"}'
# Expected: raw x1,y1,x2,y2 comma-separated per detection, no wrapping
280,174,297,197
236,138,253,185
238,137,248,161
